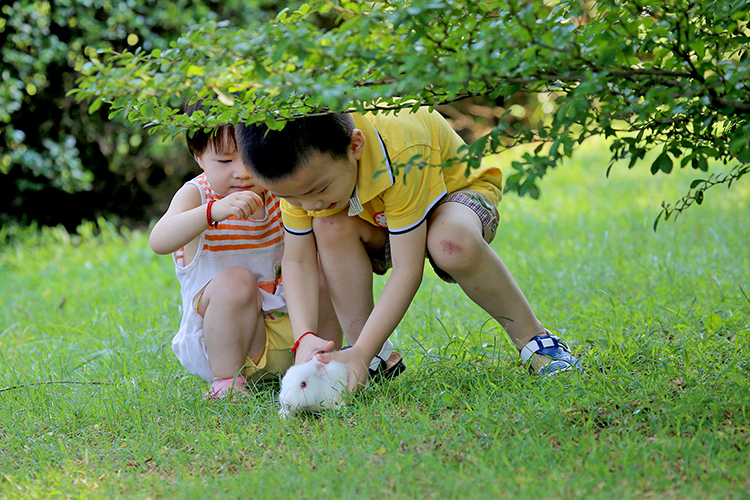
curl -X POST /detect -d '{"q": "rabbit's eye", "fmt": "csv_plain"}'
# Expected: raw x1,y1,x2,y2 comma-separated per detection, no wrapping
300,381,307,389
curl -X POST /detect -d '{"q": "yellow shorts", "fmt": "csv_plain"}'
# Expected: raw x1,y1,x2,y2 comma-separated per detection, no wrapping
242,312,295,383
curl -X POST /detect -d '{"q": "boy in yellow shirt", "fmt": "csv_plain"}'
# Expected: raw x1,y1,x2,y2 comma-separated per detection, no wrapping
235,107,581,390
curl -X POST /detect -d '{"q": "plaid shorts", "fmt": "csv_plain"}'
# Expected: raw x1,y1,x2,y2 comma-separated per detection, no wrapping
367,189,499,283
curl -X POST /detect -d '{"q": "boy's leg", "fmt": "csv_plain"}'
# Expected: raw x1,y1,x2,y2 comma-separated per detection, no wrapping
312,209,387,346
198,267,267,382
428,200,580,374
316,265,345,350
427,202,545,349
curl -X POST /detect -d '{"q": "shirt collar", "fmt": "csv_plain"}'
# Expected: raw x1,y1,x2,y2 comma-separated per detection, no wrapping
348,184,364,216
348,114,394,214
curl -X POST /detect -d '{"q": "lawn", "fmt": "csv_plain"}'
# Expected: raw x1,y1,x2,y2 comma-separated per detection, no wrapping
1,141,748,499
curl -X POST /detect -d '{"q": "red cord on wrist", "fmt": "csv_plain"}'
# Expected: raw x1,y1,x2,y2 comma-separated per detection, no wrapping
290,331,318,355
206,199,218,228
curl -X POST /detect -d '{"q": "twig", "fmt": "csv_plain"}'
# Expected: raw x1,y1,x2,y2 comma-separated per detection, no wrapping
0,380,112,393
740,286,750,308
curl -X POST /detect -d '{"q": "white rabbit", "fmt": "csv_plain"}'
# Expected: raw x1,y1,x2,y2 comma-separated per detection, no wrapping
278,356,348,418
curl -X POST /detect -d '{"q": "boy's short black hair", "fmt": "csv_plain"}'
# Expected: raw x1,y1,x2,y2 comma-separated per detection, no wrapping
235,113,355,180
184,98,238,157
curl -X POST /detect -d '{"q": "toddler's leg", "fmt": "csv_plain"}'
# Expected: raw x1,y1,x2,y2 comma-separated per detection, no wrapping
198,267,266,382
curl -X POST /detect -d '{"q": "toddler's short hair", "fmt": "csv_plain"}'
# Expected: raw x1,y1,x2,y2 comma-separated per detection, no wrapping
235,113,355,180
184,98,238,157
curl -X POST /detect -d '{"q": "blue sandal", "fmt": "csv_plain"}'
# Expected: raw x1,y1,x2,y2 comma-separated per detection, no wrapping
520,331,582,376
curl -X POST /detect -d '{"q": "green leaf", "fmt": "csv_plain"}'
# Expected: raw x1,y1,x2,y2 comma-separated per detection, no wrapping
140,100,154,119
651,152,672,174
691,156,708,172
213,89,235,107
186,65,205,76
729,137,748,155
690,40,706,60
653,210,663,231
703,313,723,333
88,99,102,114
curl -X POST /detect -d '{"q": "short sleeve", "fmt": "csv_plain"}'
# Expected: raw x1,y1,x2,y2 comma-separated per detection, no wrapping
382,144,448,233
280,199,313,235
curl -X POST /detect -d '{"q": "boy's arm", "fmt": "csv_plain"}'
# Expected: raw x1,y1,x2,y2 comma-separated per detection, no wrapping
282,232,335,363
149,184,262,255
319,223,427,390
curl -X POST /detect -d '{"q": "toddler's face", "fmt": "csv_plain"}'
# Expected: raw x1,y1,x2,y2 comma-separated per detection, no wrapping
263,149,358,213
196,144,263,198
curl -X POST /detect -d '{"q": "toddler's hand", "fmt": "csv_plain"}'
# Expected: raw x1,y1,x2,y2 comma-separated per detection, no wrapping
212,190,263,222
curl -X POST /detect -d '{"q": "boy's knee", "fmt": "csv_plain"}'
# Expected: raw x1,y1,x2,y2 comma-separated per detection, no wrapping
427,225,481,274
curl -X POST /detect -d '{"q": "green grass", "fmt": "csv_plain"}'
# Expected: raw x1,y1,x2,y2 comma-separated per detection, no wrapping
1,140,749,499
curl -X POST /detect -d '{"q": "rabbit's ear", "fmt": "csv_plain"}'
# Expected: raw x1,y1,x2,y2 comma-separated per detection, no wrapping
315,361,327,375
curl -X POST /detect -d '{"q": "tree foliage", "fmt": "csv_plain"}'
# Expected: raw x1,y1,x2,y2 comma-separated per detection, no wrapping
74,0,750,225
0,0,293,228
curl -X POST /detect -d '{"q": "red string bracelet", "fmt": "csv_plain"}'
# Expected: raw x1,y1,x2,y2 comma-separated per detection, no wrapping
206,199,218,228
290,331,318,355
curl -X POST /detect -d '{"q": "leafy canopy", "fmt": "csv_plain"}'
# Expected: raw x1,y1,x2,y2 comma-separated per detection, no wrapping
72,0,750,225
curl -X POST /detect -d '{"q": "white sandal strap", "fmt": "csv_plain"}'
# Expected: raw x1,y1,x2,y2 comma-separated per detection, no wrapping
520,334,559,363
370,339,393,371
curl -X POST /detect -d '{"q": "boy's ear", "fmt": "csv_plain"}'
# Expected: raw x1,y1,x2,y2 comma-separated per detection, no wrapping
350,129,366,160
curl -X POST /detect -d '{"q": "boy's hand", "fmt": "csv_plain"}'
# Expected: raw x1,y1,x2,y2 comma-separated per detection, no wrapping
316,348,369,392
294,334,336,365
211,190,263,222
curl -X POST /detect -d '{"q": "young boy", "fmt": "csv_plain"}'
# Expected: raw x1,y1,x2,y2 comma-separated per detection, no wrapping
149,101,345,400
235,107,581,391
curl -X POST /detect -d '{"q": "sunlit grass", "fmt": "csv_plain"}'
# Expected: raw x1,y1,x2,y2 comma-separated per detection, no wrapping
1,142,748,499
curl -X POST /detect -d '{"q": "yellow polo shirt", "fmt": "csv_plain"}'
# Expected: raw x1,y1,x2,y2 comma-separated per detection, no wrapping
281,107,503,234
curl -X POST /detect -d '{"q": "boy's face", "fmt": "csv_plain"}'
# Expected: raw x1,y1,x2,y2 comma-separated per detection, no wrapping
196,144,263,198
262,130,364,213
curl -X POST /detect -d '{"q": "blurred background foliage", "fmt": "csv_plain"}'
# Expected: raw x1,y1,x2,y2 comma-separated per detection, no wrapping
1,0,524,231
0,0,283,230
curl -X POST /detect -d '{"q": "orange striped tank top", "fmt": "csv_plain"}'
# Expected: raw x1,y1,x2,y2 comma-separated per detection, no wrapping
173,173,286,314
